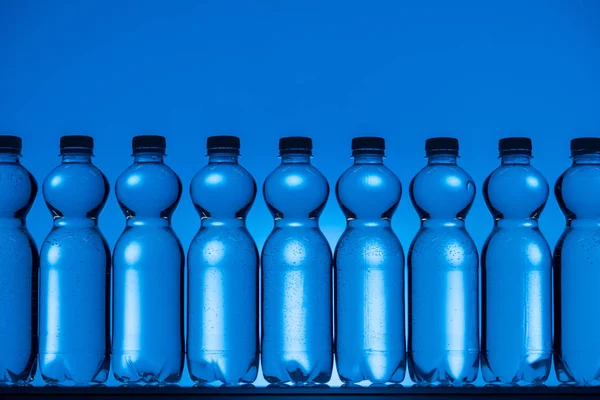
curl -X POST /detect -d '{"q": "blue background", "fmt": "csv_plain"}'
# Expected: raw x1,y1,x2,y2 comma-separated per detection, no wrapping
1,0,599,387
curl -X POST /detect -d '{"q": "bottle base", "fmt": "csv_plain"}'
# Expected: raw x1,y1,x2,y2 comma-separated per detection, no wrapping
481,351,551,384
555,352,600,385
262,351,333,385
337,350,406,385
0,357,37,386
39,353,109,385
408,350,479,385
112,352,183,384
187,351,258,385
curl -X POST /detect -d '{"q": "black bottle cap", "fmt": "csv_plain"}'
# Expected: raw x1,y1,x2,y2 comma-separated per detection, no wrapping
499,137,532,156
132,135,166,154
279,136,312,155
60,135,94,154
571,137,600,157
207,135,240,155
425,137,459,156
0,135,22,154
351,136,385,156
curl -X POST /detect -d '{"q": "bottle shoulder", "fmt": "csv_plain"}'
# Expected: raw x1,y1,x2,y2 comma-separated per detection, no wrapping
263,163,329,219
190,162,256,218
116,162,181,190
336,163,401,220
410,163,475,219
262,226,332,266
555,164,600,220
264,163,328,189
336,226,403,252
42,162,109,218
0,163,37,217
115,162,182,218
483,163,549,219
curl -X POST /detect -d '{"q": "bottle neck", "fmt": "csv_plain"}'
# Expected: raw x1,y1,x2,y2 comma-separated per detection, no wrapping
127,218,169,227
61,153,92,163
422,219,465,228
427,153,457,165
348,219,391,228
496,219,538,228
274,219,319,228
501,154,531,165
201,218,245,228
134,151,164,163
208,152,239,164
0,152,20,163
281,153,311,164
55,218,97,227
353,152,384,165
573,153,600,165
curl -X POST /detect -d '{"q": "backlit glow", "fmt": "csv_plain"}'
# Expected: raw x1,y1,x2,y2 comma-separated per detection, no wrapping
446,176,461,187
204,240,225,265
365,175,383,187
124,269,141,350
126,175,141,186
50,176,62,187
206,173,224,185
284,175,303,187
203,267,225,349
47,245,60,265
526,176,540,188
284,240,306,265
446,269,466,377
124,242,142,265
527,243,543,265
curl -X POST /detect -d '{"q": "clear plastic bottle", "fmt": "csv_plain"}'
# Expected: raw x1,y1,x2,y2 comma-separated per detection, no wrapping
187,136,259,385
334,137,405,385
261,136,333,385
481,137,552,384
112,135,184,384
408,137,479,385
554,137,600,385
0,135,38,385
39,135,110,385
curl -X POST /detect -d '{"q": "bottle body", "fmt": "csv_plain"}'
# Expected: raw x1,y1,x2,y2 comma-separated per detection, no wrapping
408,156,479,385
187,154,259,385
39,156,111,385
481,157,552,384
334,156,405,384
554,155,600,385
261,154,333,385
112,156,184,384
0,156,38,384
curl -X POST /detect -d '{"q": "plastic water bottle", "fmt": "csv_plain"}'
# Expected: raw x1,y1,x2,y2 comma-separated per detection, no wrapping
39,135,110,385
112,135,184,384
554,137,600,385
335,137,405,385
481,137,552,384
187,136,259,385
0,135,38,385
261,136,333,385
408,137,479,385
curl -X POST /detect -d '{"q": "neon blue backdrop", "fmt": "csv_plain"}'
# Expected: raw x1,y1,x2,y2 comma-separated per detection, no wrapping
1,0,599,387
